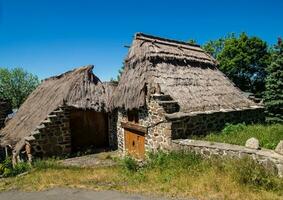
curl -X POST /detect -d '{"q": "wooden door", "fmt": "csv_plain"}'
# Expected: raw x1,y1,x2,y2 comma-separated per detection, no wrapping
124,129,145,159
70,110,109,152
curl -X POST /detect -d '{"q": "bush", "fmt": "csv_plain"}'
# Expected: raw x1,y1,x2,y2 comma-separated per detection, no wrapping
0,157,31,177
221,123,246,135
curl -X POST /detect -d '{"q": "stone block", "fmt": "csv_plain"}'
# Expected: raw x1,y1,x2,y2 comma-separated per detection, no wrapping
245,137,260,149
275,141,283,155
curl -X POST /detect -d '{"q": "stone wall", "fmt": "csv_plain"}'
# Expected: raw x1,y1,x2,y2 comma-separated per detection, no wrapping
108,109,118,150
170,108,264,139
116,94,174,154
172,139,283,177
0,101,12,129
27,106,72,157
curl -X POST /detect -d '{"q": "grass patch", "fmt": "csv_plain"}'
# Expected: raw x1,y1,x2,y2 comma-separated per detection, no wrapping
194,123,283,149
0,151,283,199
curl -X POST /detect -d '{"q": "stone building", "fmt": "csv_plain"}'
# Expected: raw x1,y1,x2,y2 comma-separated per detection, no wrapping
0,65,117,162
111,33,264,159
0,33,265,161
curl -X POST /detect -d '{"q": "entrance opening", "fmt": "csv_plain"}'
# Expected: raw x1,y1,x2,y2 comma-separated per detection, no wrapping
70,109,109,153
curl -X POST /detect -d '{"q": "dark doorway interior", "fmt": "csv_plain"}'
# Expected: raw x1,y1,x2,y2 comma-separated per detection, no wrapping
70,109,109,153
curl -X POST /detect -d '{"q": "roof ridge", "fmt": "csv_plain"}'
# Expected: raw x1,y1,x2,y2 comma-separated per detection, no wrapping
135,32,201,48
43,65,94,82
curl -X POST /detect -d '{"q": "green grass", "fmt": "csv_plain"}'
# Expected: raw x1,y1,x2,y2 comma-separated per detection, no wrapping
1,152,283,200
194,123,283,149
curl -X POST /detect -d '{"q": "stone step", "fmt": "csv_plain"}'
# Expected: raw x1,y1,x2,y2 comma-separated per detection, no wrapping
51,110,63,114
36,124,45,129
151,94,172,101
42,119,51,123
31,130,40,135
157,100,178,105
157,100,180,114
47,114,57,118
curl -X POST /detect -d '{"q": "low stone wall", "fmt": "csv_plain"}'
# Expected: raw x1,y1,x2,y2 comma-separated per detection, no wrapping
170,108,264,139
172,139,283,177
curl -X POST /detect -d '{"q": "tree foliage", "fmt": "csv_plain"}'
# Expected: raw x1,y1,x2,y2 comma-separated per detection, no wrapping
187,39,197,45
0,67,40,108
203,33,270,97
264,40,283,123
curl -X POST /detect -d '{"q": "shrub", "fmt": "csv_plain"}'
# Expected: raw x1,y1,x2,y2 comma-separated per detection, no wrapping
221,123,246,135
121,156,139,172
0,157,31,177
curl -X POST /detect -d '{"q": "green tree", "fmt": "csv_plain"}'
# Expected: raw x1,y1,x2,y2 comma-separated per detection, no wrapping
216,33,270,97
187,39,197,45
203,37,226,58
0,67,40,108
264,39,283,123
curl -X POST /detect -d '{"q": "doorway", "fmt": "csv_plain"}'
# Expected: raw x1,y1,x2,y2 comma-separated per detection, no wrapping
70,109,109,153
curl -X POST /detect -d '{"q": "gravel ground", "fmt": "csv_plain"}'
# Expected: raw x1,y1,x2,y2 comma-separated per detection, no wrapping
59,152,118,167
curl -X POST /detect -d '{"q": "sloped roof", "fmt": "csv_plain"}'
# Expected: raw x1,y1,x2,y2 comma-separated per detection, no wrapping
0,65,114,147
111,33,259,112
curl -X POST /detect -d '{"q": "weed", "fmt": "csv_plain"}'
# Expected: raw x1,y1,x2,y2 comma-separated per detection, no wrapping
121,156,139,172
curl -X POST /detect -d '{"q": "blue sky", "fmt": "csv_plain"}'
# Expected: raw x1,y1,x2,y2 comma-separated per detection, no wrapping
0,0,282,81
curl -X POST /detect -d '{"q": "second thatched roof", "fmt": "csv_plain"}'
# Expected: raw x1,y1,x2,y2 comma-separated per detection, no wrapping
111,33,260,112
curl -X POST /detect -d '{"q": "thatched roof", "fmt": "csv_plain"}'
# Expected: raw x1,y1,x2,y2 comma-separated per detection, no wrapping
111,33,260,112
0,65,114,147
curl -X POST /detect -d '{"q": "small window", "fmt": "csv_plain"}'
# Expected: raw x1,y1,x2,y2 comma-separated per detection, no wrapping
127,110,139,123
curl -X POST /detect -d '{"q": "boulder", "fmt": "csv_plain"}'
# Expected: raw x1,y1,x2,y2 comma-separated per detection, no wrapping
275,140,283,155
245,137,260,149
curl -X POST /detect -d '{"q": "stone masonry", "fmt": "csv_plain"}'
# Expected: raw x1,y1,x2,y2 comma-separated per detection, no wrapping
172,139,283,178
108,110,118,150
169,108,264,139
117,94,174,154
26,106,72,157
117,93,264,156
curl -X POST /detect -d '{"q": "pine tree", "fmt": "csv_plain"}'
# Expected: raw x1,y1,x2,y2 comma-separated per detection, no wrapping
264,39,283,123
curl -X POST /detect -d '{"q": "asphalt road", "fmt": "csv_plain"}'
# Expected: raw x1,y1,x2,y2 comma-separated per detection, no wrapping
0,188,190,200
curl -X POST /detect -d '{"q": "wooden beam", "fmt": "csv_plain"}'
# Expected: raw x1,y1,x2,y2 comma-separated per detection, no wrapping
121,122,147,134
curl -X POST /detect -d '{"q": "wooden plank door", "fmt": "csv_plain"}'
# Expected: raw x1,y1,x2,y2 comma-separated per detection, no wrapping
124,129,145,159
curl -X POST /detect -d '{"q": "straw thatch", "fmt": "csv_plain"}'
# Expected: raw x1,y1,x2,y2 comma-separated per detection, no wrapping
0,65,114,147
111,33,259,112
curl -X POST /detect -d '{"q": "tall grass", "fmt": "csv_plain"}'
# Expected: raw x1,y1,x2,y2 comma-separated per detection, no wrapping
1,151,283,199
195,123,283,149
120,151,283,194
